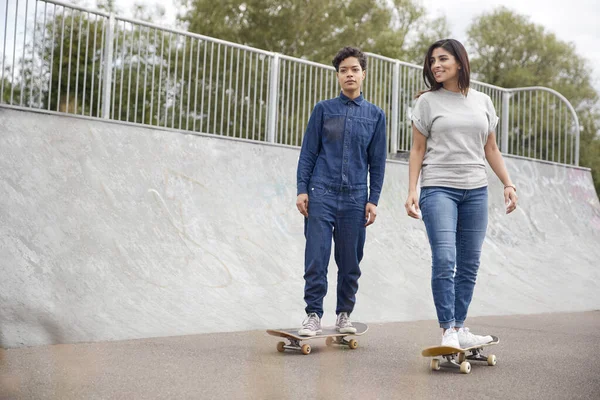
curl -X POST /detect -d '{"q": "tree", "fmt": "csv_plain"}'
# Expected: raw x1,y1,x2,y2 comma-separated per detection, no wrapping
579,109,600,194
176,0,449,146
177,0,449,65
467,7,600,195
467,7,596,106
9,1,174,125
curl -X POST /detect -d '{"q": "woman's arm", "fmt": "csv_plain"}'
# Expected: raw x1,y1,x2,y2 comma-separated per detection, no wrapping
405,125,427,218
484,133,518,214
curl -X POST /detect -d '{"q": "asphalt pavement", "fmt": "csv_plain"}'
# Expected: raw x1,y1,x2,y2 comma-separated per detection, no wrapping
2,311,599,399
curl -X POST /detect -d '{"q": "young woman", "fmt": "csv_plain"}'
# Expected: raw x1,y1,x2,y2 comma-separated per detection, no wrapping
405,39,518,348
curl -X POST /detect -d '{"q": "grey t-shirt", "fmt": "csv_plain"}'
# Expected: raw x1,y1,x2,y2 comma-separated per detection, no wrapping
411,87,499,189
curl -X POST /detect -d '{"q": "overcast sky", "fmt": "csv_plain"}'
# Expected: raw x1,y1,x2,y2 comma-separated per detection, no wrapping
420,0,600,92
117,0,599,92
2,0,599,92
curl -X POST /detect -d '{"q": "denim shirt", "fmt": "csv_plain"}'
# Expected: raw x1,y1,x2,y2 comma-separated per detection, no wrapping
297,92,387,205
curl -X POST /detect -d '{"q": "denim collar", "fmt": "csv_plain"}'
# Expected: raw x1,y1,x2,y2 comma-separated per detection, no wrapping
339,91,364,106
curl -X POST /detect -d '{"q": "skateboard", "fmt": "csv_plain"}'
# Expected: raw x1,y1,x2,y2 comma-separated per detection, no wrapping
421,336,499,374
267,322,368,355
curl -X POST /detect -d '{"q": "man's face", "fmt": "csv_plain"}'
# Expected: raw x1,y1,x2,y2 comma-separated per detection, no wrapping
337,57,365,93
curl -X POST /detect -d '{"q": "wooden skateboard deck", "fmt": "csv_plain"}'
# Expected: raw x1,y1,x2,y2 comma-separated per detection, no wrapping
267,322,368,355
421,335,499,374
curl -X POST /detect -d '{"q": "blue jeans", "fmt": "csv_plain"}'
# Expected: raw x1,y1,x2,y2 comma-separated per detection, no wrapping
419,186,488,329
303,183,367,318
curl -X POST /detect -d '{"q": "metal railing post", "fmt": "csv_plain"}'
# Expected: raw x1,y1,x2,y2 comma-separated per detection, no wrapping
501,91,510,153
390,61,400,155
574,118,581,166
101,13,115,119
267,53,280,143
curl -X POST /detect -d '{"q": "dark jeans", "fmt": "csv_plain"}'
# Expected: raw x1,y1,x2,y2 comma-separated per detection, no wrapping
303,183,367,318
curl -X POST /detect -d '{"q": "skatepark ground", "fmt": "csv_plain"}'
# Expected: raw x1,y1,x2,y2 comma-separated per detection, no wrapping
2,311,599,400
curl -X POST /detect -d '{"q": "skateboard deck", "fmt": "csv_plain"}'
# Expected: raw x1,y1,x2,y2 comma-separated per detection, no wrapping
421,335,499,374
267,322,368,355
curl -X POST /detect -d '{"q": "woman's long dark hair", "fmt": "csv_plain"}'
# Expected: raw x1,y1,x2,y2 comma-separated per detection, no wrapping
417,39,470,97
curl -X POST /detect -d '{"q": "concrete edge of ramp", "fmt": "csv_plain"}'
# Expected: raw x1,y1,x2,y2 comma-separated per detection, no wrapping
1,106,599,348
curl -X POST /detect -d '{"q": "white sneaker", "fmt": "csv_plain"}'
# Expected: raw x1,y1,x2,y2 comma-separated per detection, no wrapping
458,327,493,348
298,313,322,336
441,328,460,348
336,312,357,333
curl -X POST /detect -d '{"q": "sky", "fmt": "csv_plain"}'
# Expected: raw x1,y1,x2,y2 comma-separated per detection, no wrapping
2,0,599,92
116,0,600,93
420,0,600,92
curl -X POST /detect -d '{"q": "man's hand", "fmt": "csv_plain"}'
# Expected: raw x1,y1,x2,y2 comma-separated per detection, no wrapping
296,194,309,217
365,202,377,227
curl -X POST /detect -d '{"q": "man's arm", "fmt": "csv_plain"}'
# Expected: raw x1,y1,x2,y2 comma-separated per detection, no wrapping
366,110,387,206
297,103,323,195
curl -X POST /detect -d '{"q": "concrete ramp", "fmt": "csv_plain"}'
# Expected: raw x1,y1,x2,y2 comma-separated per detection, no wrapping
1,107,599,348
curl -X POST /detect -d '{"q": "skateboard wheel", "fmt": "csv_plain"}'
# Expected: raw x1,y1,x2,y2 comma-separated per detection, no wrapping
325,337,334,347
348,339,358,350
276,342,285,353
460,361,471,374
301,344,311,355
430,359,441,371
487,354,497,366
458,353,465,363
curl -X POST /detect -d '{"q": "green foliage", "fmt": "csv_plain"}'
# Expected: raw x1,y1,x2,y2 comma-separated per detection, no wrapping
177,0,449,65
467,7,597,107
467,7,600,196
578,110,600,196
176,0,448,145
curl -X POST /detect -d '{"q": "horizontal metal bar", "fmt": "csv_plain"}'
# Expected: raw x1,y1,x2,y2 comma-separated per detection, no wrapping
113,16,273,56
279,54,336,70
36,0,110,16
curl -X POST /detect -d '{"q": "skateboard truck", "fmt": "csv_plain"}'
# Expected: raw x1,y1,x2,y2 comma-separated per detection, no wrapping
277,339,312,355
460,347,497,365
431,354,472,374
430,348,498,374
276,335,359,355
325,336,358,349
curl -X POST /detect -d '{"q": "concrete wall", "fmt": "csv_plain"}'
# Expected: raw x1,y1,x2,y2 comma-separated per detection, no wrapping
1,107,599,348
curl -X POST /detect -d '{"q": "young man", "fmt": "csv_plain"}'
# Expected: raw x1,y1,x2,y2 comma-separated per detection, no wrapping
296,46,387,336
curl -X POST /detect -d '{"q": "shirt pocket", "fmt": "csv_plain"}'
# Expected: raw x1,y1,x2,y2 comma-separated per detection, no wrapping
353,117,375,146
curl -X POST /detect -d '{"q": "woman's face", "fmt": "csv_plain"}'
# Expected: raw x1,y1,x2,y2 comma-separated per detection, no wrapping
430,47,460,85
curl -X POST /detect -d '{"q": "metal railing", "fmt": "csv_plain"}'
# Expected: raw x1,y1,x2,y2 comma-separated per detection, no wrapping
1,0,581,165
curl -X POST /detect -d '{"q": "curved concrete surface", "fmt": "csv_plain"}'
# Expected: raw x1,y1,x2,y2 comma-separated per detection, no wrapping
1,106,599,348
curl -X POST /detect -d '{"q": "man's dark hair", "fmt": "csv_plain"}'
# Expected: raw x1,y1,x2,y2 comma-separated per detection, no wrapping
332,47,367,72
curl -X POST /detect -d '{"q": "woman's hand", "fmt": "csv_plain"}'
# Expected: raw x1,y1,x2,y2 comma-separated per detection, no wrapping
504,187,518,214
404,191,421,219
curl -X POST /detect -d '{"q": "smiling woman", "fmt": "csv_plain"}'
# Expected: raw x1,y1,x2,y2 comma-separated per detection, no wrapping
405,38,519,350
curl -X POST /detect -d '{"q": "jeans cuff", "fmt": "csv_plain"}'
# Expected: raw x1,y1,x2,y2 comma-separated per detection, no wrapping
439,320,455,329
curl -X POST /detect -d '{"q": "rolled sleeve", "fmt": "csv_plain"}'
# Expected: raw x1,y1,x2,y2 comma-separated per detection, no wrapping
485,96,499,133
410,96,431,137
